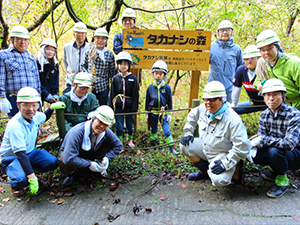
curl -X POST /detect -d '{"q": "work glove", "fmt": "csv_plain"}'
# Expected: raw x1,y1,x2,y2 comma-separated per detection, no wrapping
100,157,109,177
89,161,102,172
166,114,172,123
247,147,257,164
0,98,12,113
180,135,194,146
251,135,262,147
28,177,39,194
51,101,66,110
211,160,226,175
88,42,98,61
87,111,95,120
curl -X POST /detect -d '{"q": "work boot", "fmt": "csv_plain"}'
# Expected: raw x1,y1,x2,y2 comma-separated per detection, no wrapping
63,171,77,186
267,184,289,198
169,145,180,155
188,170,207,181
11,187,25,197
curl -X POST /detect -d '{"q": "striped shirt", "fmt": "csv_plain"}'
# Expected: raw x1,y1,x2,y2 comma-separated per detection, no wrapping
0,46,41,98
258,103,300,150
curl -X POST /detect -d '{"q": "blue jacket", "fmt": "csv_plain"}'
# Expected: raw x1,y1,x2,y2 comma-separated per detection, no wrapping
60,122,122,168
208,38,243,102
145,83,172,111
113,32,123,55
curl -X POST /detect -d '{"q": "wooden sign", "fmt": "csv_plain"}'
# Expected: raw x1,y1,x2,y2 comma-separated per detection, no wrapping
127,50,210,71
123,29,211,50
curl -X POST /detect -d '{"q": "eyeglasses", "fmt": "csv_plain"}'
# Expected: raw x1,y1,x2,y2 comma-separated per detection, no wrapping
15,37,29,43
244,58,256,61
94,37,107,42
263,93,281,98
219,29,232,33
21,103,39,109
203,98,218,102
45,48,56,53
79,86,89,90
74,32,86,36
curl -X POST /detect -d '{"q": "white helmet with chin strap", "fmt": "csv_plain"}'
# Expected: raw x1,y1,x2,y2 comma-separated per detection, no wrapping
94,105,114,125
10,25,30,39
40,38,57,49
151,60,168,74
203,81,227,100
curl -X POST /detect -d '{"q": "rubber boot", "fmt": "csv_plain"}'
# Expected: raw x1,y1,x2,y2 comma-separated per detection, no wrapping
127,134,135,148
166,135,179,155
150,133,158,148
188,159,209,181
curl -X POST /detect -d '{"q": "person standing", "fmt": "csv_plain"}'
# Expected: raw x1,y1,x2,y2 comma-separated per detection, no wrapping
180,81,250,187
63,22,90,93
82,28,116,105
36,38,59,104
0,87,65,196
231,45,266,114
0,25,41,117
248,79,300,198
253,30,300,110
208,20,244,103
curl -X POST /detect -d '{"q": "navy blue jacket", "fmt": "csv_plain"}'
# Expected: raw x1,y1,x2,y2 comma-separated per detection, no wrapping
145,83,172,111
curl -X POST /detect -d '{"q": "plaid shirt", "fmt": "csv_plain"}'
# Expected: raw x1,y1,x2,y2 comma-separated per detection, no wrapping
81,50,116,93
0,46,41,98
258,103,300,150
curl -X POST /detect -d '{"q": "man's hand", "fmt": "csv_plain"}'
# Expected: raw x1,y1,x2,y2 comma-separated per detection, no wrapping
180,135,194,146
51,101,66,110
28,177,39,194
247,147,257,164
89,161,102,172
211,160,226,175
0,98,12,113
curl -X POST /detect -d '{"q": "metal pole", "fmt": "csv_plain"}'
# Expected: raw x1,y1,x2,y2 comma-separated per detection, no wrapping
56,109,66,139
192,99,200,137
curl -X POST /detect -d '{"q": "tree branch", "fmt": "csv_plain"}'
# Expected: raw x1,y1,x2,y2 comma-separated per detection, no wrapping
0,0,9,48
123,3,199,13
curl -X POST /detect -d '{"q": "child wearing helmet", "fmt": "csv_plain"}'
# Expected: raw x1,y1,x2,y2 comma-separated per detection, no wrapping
145,60,179,155
110,51,138,148
36,38,59,104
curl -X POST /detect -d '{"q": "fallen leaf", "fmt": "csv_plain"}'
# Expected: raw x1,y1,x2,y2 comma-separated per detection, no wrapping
0,186,5,193
145,208,152,214
71,206,77,210
166,202,170,205
293,215,300,222
164,221,172,225
2,198,9,203
136,150,142,155
49,199,57,204
160,194,167,201
176,182,183,186
57,198,65,205
64,192,74,197
181,183,188,188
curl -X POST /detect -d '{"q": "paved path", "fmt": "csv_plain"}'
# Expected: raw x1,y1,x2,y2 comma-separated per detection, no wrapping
1,175,300,225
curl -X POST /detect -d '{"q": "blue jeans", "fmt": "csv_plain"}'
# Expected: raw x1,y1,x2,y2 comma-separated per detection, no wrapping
254,147,300,175
234,100,267,115
115,109,134,136
150,114,171,138
93,87,109,105
1,149,58,188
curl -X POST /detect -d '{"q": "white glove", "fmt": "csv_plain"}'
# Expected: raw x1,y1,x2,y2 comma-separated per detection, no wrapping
0,98,12,113
167,114,172,123
247,147,257,163
89,161,102,172
230,102,236,108
87,111,95,120
251,135,262,147
101,157,109,170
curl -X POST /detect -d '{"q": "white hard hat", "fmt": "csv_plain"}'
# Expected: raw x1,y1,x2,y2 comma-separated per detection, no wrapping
256,30,280,49
262,79,286,94
17,87,40,103
94,27,108,38
73,72,92,87
218,20,233,30
151,60,168,74
74,22,87,33
116,51,132,63
94,105,114,125
121,8,136,20
40,38,57,48
203,81,227,98
10,25,30,39
243,45,261,59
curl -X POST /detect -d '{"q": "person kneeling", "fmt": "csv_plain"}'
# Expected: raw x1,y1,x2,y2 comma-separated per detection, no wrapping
180,81,250,187
58,105,122,186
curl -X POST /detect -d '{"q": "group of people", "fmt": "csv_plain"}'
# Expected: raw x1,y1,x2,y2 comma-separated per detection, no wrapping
0,7,299,199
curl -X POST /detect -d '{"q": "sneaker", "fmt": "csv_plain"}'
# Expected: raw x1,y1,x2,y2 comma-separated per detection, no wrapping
188,170,207,181
11,187,25,197
262,171,277,182
169,145,179,155
267,184,289,198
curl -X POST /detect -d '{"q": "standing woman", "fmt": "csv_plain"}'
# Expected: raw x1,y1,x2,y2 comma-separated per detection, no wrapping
82,28,116,105
37,38,59,104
